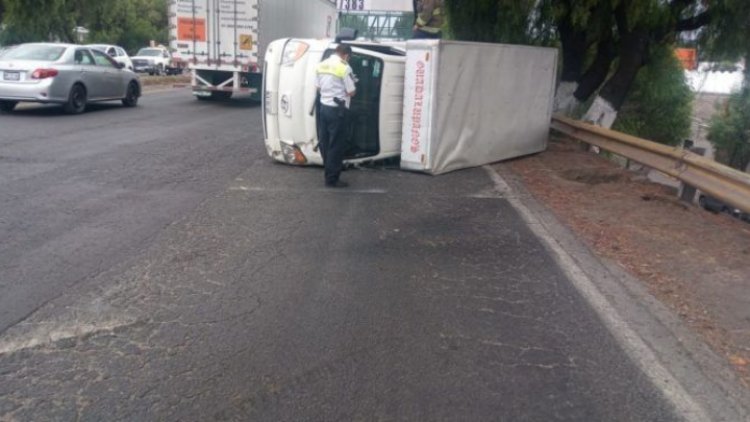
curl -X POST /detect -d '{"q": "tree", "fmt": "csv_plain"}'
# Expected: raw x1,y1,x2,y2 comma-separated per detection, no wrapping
445,0,744,131
704,1,750,171
1,0,78,43
708,91,750,171
613,46,693,146
0,0,167,52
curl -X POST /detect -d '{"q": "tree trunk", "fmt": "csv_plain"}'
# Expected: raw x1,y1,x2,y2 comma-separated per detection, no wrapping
574,37,615,105
554,17,587,113
583,29,649,128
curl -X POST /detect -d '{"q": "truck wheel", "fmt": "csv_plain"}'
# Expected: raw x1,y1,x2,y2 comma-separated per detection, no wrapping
0,100,18,113
211,91,232,100
122,82,140,107
63,84,87,114
196,91,232,101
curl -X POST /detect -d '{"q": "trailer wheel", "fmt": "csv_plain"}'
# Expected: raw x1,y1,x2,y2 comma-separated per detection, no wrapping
212,91,232,100
196,91,232,101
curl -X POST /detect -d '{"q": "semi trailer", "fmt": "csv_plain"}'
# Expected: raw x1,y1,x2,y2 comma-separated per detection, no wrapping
169,0,338,101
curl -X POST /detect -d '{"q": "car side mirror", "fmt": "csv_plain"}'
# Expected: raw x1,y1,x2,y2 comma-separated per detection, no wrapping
116,62,125,69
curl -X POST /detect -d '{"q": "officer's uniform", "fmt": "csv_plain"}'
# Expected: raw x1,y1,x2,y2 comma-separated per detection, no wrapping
414,0,444,39
315,54,356,186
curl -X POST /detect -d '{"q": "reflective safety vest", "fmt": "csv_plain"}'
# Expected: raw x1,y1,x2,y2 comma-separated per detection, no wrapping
416,0,444,34
316,58,348,79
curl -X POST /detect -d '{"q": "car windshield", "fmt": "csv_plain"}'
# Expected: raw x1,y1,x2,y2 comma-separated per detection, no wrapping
2,44,66,61
136,49,162,57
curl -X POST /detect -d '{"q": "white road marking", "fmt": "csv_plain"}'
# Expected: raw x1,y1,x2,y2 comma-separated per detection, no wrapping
484,166,710,422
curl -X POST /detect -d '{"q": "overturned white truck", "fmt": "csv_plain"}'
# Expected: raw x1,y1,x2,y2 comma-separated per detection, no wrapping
263,37,558,174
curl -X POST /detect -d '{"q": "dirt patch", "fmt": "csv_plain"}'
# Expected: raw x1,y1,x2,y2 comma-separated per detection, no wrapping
560,168,625,185
140,75,190,88
508,136,750,387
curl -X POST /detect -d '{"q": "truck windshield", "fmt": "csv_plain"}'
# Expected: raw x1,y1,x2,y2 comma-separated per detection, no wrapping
322,49,383,159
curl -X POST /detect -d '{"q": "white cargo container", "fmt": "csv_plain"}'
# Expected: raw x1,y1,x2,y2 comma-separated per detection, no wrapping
401,40,558,174
169,0,338,101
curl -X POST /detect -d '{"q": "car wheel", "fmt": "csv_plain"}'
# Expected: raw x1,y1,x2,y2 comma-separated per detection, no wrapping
63,84,87,114
122,81,139,107
0,100,18,113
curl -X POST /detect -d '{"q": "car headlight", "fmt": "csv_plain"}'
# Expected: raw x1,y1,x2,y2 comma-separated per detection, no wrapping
281,143,307,164
281,41,309,67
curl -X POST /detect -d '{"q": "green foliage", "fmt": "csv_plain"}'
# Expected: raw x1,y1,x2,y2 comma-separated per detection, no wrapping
0,0,167,52
613,46,693,146
444,0,544,45
708,89,750,171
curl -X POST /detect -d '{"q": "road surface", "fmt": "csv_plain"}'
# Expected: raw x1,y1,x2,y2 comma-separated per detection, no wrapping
0,90,681,420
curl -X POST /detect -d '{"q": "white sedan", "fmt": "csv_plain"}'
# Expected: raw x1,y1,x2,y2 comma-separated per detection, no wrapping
88,44,134,71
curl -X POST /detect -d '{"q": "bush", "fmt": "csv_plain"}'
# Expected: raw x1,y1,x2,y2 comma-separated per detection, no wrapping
613,46,693,146
708,89,750,171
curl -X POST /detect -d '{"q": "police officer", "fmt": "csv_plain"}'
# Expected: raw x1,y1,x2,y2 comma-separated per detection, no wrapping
413,0,444,39
315,44,357,188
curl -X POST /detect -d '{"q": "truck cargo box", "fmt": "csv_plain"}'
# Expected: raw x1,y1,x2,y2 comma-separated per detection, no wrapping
400,40,558,175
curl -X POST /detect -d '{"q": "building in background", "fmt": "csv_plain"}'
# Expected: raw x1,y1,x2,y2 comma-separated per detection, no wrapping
685,61,745,162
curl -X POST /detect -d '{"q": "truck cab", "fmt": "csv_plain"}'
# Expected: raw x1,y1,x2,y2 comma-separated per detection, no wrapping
263,38,406,166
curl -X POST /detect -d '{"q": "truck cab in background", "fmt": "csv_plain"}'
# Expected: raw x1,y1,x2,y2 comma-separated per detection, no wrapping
263,37,407,166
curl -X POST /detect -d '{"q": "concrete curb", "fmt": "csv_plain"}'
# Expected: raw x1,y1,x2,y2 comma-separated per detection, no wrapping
488,164,750,422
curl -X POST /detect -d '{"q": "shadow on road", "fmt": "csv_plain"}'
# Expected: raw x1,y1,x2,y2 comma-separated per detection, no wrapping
3,103,130,118
191,98,261,109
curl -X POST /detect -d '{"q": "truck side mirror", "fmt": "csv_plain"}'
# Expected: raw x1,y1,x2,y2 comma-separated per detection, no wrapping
335,28,358,43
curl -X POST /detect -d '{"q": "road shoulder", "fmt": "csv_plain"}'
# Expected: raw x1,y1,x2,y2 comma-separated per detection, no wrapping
489,161,750,421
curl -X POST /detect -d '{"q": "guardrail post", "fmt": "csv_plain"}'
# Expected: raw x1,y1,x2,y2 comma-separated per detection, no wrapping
679,147,706,204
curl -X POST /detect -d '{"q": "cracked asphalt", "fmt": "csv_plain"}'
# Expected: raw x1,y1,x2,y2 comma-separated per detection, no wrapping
0,90,680,421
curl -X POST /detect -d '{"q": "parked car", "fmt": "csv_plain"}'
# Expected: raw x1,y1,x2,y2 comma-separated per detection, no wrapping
0,43,141,114
699,193,742,217
131,47,172,76
88,44,133,71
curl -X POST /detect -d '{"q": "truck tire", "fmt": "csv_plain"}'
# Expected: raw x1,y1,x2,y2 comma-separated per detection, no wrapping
196,91,232,101
212,91,232,100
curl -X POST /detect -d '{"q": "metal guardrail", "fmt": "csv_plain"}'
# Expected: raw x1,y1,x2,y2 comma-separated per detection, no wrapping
550,115,750,214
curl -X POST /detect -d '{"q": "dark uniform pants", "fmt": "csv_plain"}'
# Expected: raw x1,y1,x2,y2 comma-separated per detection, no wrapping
318,104,346,185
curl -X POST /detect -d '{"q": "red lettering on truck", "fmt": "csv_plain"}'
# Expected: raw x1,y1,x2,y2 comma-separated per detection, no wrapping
410,61,426,154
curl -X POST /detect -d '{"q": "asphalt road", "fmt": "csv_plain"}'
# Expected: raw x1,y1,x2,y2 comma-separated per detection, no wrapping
0,90,680,420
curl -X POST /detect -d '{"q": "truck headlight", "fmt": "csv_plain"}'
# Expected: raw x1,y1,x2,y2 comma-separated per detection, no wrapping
281,143,307,165
281,41,309,67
